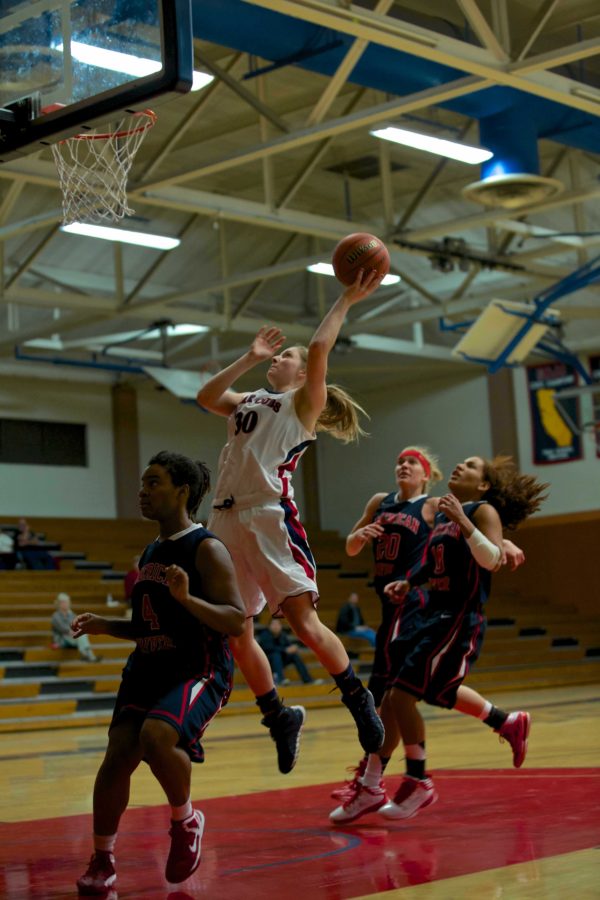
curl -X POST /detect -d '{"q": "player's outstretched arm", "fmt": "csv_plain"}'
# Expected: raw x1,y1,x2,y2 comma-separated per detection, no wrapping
165,540,246,636
71,613,135,641
197,326,286,417
345,492,387,556
295,269,381,429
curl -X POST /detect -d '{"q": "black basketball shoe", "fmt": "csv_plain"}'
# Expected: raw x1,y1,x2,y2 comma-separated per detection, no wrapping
263,705,306,774
342,687,385,753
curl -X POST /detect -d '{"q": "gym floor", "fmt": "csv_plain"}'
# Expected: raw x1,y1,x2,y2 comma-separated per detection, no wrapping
0,683,598,899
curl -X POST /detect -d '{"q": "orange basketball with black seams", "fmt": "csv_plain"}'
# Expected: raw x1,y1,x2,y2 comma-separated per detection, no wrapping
332,232,390,286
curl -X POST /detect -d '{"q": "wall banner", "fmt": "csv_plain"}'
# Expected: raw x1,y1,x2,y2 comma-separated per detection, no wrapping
589,355,600,459
527,362,581,464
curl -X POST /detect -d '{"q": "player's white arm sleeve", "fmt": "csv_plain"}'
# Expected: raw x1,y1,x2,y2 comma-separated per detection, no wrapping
466,528,502,570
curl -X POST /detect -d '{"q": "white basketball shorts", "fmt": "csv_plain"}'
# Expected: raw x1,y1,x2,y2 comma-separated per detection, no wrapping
208,497,318,617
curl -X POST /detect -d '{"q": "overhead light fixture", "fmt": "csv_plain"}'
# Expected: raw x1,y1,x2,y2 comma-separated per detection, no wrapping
371,126,493,165
307,262,401,286
57,42,213,91
93,324,210,344
61,223,180,250
141,324,209,339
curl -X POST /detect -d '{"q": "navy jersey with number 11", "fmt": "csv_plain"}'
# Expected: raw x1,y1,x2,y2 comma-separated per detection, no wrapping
422,500,492,615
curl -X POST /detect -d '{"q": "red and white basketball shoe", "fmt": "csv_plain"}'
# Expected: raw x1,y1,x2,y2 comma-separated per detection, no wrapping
497,711,531,768
165,809,205,884
330,757,367,801
76,851,116,894
379,775,437,820
329,780,388,824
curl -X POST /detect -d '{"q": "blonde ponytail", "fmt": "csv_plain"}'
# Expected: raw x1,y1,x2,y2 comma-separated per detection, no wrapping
295,345,368,442
317,384,369,443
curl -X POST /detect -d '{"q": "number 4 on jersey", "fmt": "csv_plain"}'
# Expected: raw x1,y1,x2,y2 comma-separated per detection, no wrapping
142,594,160,630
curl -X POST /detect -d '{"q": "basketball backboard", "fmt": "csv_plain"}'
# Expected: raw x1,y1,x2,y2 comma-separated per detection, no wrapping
452,299,561,369
0,0,193,162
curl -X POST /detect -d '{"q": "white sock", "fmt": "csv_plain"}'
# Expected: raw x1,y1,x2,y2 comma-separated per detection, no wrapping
94,833,117,853
478,701,493,721
361,754,383,788
171,799,193,822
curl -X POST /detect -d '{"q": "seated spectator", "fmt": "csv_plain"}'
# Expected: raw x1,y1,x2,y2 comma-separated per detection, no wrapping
257,619,321,686
16,518,56,570
0,529,16,570
51,593,100,662
335,592,376,647
123,555,140,604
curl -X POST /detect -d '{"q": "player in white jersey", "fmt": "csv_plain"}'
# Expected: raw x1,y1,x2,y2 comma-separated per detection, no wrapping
197,269,385,772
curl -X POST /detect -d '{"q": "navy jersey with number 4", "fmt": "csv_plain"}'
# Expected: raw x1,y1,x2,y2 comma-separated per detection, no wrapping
128,524,232,682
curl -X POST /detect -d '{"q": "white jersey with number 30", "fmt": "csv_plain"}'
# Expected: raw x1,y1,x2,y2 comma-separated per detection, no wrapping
212,388,315,509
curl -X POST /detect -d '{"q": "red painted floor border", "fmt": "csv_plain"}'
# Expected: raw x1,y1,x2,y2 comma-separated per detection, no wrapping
1,768,598,899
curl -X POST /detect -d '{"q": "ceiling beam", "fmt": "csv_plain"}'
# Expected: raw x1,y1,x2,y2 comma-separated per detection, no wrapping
456,0,508,62
136,76,490,191
137,53,244,182
194,48,291,134
241,0,600,115
0,182,24,224
120,216,199,309
142,185,374,240
276,88,366,209
511,37,600,75
351,332,462,362
4,225,60,291
306,0,394,126
400,184,600,242
516,0,562,62
0,209,63,242
232,233,299,320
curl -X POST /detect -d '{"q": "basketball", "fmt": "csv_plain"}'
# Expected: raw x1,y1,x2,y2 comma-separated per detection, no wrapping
332,232,390,286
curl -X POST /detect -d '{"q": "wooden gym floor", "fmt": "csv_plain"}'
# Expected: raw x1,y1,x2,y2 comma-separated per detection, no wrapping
0,683,598,899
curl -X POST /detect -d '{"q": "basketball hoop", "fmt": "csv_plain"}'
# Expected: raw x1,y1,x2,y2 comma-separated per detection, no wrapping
50,109,157,225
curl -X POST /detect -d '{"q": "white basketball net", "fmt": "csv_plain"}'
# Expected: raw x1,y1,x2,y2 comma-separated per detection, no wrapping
51,110,156,225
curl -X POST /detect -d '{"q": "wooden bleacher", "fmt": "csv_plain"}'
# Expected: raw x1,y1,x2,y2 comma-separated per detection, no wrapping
0,514,598,733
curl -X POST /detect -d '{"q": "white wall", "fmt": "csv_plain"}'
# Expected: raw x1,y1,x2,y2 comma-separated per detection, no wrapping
137,387,227,523
2,364,597,526
512,367,600,514
317,373,492,534
0,374,116,517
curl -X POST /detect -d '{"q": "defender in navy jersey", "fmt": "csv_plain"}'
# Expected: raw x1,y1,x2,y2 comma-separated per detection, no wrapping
198,270,386,772
331,446,442,803
74,452,245,894
331,448,529,812
330,454,547,826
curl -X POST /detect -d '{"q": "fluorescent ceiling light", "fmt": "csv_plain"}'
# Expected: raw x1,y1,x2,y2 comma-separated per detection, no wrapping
371,126,493,164
25,324,208,352
140,324,209,339
307,262,401,286
191,71,214,92
61,223,180,250
58,42,213,91
91,325,210,344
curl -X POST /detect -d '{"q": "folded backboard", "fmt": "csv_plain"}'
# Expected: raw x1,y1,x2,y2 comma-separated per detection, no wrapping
452,299,561,366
